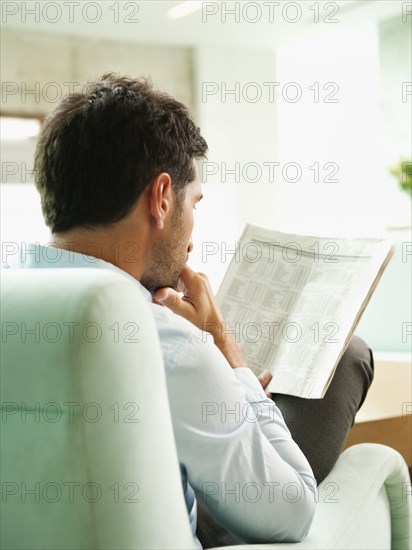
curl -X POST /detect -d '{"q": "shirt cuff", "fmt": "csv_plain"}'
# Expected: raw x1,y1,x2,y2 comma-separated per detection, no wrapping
233,367,269,403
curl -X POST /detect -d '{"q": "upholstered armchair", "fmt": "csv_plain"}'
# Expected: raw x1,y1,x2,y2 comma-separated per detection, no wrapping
1,268,410,549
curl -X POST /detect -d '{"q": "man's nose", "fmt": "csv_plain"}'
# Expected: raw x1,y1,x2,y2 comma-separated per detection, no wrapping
187,238,193,254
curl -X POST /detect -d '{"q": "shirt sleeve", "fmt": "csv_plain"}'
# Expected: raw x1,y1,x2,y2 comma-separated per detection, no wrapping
165,330,317,544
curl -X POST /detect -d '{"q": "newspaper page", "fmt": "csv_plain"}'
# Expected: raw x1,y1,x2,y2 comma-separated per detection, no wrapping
216,224,395,399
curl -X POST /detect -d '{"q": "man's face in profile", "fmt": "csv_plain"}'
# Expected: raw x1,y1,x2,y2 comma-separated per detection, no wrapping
141,165,203,293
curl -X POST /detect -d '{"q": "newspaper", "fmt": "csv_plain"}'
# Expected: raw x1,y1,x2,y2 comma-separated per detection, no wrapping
216,224,395,398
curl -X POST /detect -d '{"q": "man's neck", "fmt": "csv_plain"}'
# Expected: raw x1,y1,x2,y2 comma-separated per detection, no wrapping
50,229,148,282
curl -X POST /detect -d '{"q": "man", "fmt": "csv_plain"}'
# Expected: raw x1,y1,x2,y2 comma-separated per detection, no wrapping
7,74,374,548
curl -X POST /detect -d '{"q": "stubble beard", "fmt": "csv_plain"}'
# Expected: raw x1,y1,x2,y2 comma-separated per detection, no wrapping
140,207,187,294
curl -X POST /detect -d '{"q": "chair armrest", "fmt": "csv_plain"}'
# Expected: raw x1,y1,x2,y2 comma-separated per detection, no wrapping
212,444,411,550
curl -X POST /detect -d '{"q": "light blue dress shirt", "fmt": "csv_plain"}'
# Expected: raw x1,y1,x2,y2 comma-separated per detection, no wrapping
4,243,317,546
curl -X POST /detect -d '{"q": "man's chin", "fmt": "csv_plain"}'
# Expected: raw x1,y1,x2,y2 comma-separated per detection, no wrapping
142,265,184,294
152,276,180,294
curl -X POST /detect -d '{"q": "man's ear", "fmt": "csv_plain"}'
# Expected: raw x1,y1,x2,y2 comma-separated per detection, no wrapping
148,173,173,229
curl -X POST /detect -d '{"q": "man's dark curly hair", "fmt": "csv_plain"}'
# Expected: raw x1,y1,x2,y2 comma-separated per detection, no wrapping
34,73,208,233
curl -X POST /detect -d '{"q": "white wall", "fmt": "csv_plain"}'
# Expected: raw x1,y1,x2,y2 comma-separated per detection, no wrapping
1,28,194,114
379,15,412,165
273,16,411,235
189,46,279,291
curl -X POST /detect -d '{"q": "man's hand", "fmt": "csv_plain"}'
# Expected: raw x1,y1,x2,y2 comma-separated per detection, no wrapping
153,265,224,330
153,265,247,369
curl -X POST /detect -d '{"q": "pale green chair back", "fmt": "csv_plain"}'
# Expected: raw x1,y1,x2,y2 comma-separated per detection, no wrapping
1,268,196,550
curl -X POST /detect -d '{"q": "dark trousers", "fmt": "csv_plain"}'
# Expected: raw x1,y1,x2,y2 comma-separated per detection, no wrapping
196,335,375,548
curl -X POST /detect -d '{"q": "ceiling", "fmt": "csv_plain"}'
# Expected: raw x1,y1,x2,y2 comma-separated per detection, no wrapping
1,0,401,49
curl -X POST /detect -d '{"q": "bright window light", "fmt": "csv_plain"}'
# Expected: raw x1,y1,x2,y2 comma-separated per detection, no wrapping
274,23,406,234
167,0,203,19
1,117,41,141
1,184,50,265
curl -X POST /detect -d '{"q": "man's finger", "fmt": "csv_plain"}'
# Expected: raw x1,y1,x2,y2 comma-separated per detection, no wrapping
153,288,180,307
153,287,193,318
178,264,200,288
257,369,273,389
